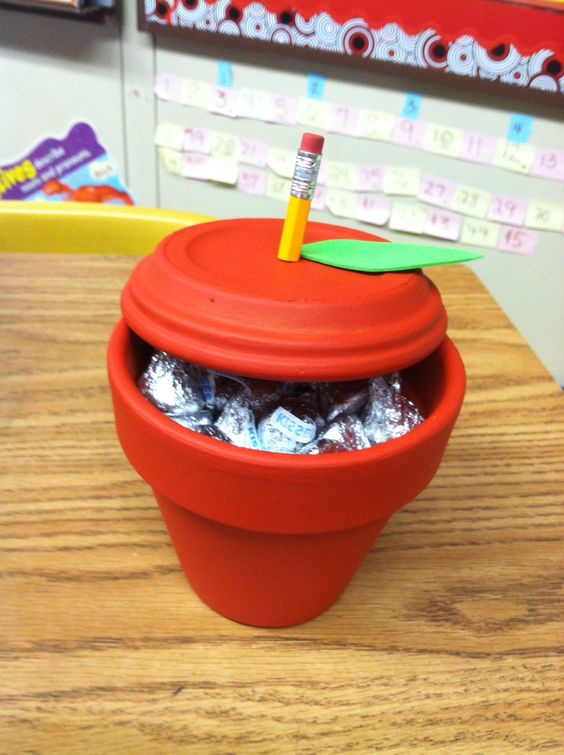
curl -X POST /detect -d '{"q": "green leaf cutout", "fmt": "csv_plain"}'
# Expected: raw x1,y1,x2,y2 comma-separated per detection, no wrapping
301,240,483,272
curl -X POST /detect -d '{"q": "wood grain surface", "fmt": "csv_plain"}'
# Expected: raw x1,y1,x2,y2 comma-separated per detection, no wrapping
1,253,563,754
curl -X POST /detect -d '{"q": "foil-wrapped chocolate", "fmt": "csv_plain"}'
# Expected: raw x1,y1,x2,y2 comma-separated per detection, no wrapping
302,414,370,454
138,349,425,454
391,393,423,438
363,374,423,445
246,378,286,413
199,369,217,407
166,409,213,431
215,396,261,451
323,413,371,449
211,373,248,410
320,380,370,422
198,424,231,443
211,372,286,414
138,351,205,416
258,393,320,453
301,438,350,455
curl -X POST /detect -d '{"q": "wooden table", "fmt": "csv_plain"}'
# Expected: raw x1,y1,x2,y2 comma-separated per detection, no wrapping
1,253,563,753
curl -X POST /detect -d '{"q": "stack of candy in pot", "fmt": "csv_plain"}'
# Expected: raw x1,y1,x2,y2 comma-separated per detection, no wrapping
138,350,424,455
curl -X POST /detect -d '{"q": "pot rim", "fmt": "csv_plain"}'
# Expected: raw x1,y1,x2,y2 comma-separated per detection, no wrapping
108,319,466,472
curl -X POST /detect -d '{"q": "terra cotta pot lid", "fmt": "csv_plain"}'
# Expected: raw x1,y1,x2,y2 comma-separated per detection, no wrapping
121,218,448,381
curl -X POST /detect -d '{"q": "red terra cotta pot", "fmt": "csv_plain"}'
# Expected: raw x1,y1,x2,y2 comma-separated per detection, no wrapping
107,219,466,627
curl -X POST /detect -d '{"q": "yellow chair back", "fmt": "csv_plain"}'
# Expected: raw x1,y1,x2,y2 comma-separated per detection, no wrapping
0,201,213,256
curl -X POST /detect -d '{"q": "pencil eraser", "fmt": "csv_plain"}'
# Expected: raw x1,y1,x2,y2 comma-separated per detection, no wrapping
300,133,324,155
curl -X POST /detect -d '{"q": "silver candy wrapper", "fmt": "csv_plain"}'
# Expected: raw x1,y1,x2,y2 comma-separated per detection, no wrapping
301,414,370,454
210,372,286,414
166,409,213,431
215,396,261,451
138,351,204,416
246,378,287,413
323,414,371,449
363,374,423,444
258,393,319,453
302,438,349,455
320,380,370,422
210,373,248,410
138,349,425,454
198,424,231,443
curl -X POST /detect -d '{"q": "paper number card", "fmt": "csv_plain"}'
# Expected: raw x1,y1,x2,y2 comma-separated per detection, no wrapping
531,149,564,181
451,185,492,219
417,175,457,208
423,124,464,159
498,226,539,256
356,110,395,142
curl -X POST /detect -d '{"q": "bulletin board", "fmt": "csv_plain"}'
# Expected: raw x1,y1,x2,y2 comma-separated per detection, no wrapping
139,0,564,96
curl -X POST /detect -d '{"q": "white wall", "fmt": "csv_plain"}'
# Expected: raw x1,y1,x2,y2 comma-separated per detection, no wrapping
1,6,125,179
1,3,563,384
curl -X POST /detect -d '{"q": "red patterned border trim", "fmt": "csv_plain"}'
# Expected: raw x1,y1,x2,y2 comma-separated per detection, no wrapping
144,0,563,95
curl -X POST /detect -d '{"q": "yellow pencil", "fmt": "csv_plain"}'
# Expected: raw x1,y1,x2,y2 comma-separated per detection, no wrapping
277,133,324,262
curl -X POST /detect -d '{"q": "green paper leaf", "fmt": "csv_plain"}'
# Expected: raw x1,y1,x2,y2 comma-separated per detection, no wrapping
301,240,483,272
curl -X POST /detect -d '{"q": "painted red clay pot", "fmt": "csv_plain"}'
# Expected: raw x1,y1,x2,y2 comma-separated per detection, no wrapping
107,219,466,627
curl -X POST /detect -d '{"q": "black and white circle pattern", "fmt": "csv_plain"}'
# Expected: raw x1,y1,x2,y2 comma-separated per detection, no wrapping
337,19,375,57
529,74,559,92
474,42,523,78
217,19,242,35
447,36,478,77
172,0,208,26
270,26,294,45
149,0,563,94
373,24,410,66
146,0,172,25
296,12,336,50
415,30,449,71
239,2,277,39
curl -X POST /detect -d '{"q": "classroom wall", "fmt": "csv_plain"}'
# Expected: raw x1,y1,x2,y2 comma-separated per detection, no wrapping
1,3,563,384
1,7,126,185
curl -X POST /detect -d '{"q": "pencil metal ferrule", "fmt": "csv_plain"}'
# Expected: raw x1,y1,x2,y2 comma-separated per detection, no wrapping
290,150,321,200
